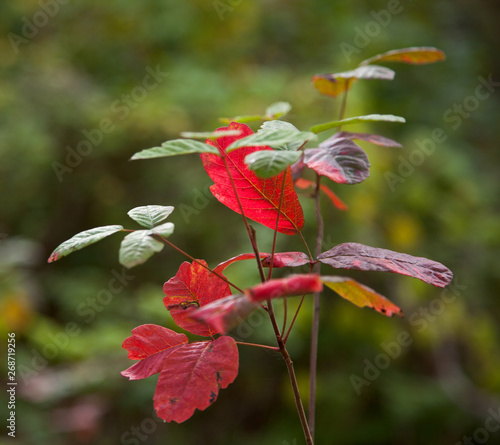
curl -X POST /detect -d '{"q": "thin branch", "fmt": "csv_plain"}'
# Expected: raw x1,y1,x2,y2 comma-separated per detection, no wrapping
308,173,325,439
281,297,288,340
283,293,306,344
267,299,314,445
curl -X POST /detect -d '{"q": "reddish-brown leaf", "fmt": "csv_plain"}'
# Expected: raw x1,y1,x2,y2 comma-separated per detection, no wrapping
163,261,231,336
121,325,189,380
359,47,446,66
322,276,403,317
295,178,348,211
318,242,453,287
192,294,259,334
122,328,239,423
304,137,371,185
312,65,395,98
247,274,323,302
200,122,304,235
154,336,238,423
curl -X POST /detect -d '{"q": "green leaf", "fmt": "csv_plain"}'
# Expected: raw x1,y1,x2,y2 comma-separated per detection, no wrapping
219,115,263,124
359,47,446,66
311,114,406,134
219,102,292,124
119,230,164,269
227,129,316,152
245,151,302,178
127,205,174,229
149,222,175,237
260,121,305,151
265,102,292,119
131,139,219,160
260,120,299,132
179,130,242,139
48,225,123,263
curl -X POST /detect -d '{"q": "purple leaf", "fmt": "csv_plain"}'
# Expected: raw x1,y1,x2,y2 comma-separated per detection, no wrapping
318,242,453,288
304,137,370,184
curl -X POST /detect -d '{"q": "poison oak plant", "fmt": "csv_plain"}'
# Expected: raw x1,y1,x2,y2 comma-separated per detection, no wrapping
49,47,452,444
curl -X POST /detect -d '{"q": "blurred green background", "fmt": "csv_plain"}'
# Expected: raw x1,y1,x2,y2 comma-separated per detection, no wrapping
1,0,499,444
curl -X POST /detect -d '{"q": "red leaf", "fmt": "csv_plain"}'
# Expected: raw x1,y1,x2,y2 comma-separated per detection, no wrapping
318,242,453,287
192,294,259,334
163,261,231,336
122,328,239,423
200,122,304,235
295,178,348,211
153,336,238,423
261,251,311,268
304,136,370,184
121,325,188,380
334,131,402,148
247,274,323,302
322,276,403,317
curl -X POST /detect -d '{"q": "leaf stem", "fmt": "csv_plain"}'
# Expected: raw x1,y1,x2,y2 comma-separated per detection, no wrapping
235,341,280,352
156,235,244,294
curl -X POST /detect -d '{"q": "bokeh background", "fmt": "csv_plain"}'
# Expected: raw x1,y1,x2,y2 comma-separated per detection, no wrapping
1,0,499,444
